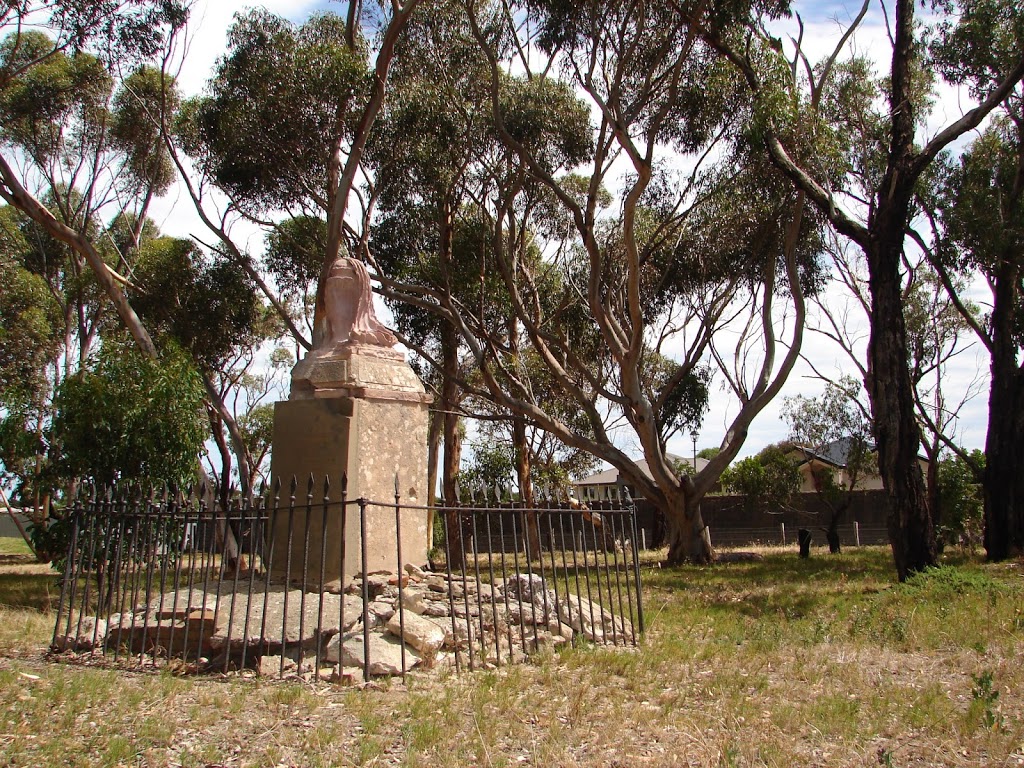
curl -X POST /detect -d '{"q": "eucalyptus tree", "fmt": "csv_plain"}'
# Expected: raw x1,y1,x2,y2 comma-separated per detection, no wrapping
0,3,188,359
693,0,1024,578
367,0,497,513
923,0,1024,560
173,2,421,353
932,122,1024,558
371,0,822,564
128,233,272,506
783,376,875,551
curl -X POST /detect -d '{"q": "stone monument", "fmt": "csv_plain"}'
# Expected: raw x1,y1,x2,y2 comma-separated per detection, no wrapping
270,256,431,590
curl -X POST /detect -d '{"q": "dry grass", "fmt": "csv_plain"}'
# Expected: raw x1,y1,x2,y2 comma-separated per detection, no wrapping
1,544,1023,767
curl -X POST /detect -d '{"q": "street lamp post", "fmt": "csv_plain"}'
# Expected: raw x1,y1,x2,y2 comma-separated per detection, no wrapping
691,432,698,471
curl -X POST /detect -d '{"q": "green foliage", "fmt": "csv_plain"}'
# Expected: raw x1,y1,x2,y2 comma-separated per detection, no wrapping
263,216,326,299
970,670,1003,730
129,237,263,371
0,212,62,408
720,444,800,513
50,340,205,487
183,10,369,213
110,66,178,194
936,450,985,549
0,31,112,161
460,442,516,497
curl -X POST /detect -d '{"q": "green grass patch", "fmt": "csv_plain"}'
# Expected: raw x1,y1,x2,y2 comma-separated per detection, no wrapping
0,545,1022,766
0,537,34,556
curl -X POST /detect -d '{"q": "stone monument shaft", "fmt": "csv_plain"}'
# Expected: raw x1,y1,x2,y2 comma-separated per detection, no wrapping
270,257,431,590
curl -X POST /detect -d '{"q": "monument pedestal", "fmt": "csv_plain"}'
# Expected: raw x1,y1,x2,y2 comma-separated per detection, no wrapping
270,345,431,590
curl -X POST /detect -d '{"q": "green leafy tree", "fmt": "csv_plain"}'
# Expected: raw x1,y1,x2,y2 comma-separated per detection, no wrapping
50,340,204,487
721,444,801,515
783,377,875,552
699,0,1024,579
931,96,1024,558
936,449,986,550
382,0,820,566
0,4,188,359
174,2,421,352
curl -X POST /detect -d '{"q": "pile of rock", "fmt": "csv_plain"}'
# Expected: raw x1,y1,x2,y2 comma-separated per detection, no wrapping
53,562,634,680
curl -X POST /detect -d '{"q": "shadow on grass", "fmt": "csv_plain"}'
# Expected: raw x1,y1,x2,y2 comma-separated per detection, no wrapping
0,572,60,612
643,547,900,621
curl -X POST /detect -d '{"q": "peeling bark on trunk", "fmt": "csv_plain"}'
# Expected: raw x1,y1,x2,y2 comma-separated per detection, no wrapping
864,0,936,581
867,221,937,579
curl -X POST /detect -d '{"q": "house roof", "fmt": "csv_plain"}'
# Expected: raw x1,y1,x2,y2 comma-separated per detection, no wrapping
575,454,711,486
789,437,876,469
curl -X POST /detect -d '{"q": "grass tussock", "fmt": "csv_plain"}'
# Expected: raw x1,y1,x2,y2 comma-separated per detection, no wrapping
1,544,1022,767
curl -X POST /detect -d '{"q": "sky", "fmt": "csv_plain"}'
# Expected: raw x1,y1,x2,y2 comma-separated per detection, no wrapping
149,0,992,466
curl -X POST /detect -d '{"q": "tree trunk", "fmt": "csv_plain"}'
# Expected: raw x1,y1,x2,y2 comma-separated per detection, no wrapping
425,406,442,553
512,417,542,559
983,374,1024,560
864,0,936,581
867,224,937,580
983,246,1024,560
440,326,464,567
663,491,713,565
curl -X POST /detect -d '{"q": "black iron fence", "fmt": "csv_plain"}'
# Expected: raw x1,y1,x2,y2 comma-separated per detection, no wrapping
50,477,643,683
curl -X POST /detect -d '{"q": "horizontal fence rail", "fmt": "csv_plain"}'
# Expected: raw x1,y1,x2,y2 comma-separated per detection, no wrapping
50,478,643,683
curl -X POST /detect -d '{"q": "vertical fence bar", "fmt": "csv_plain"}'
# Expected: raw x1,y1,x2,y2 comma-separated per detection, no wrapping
196,492,217,670
180,490,201,665
597,501,618,646
359,497,370,682
281,477,297,678
297,476,314,677
52,493,83,650
389,479,405,684
259,480,281,666
315,477,331,675
470,501,485,662
608,509,628,644
440,507,461,673
629,504,644,637
484,510,501,666
163,488,185,663
90,496,117,658
338,474,348,674
544,503,563,638
459,500,475,672
240,492,261,673
509,509,527,657
556,511,575,647
496,511,514,664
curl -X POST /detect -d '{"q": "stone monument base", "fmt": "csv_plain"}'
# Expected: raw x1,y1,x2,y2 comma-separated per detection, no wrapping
269,345,431,589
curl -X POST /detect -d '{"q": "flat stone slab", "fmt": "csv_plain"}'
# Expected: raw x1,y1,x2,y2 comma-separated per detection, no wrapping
324,631,421,675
